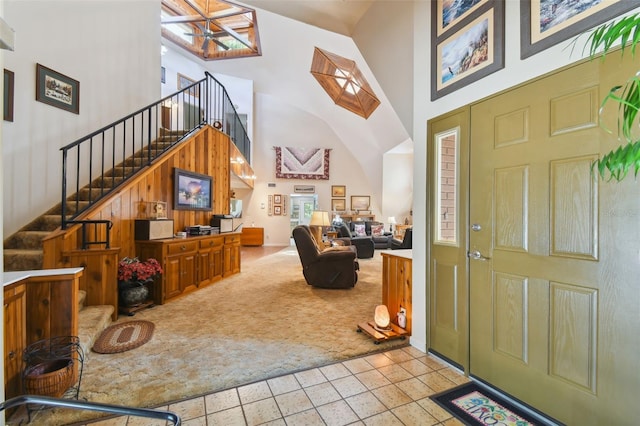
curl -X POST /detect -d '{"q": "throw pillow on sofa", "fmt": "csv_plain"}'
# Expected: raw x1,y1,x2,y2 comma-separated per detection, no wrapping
371,224,385,237
354,223,366,236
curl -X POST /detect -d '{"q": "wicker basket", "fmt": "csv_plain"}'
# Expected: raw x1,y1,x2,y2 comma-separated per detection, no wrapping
24,358,74,398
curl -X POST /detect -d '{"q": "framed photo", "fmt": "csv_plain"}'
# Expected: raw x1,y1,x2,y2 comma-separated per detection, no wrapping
274,205,282,215
294,185,315,193
148,201,168,219
350,195,370,211
521,0,637,59
35,64,80,114
331,198,346,211
177,73,199,97
274,194,282,205
4,69,14,122
173,167,212,211
431,2,504,100
331,185,346,197
433,0,489,38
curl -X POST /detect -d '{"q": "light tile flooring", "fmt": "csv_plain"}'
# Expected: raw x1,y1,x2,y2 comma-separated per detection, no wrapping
87,346,469,426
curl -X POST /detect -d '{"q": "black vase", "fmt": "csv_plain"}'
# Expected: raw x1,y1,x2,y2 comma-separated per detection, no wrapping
119,282,150,307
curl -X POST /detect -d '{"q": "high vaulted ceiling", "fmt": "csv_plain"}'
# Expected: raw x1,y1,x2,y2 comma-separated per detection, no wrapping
238,0,376,36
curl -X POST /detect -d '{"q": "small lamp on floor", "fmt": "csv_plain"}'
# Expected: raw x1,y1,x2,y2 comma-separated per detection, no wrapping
309,210,331,245
374,305,391,330
388,216,396,234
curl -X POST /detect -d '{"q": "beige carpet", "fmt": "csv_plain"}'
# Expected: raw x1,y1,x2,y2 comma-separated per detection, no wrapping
24,246,407,425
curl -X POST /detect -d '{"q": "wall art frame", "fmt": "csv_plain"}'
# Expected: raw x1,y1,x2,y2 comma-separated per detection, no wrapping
36,63,80,114
173,167,212,211
4,69,14,122
177,72,199,98
431,1,504,100
350,195,370,211
331,198,346,212
294,185,316,193
331,185,346,197
434,0,489,38
273,194,282,205
521,0,638,59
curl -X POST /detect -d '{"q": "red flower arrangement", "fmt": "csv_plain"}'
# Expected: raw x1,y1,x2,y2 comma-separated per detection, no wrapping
118,257,163,284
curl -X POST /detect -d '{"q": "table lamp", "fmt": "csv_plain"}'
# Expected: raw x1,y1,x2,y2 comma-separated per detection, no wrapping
388,216,396,233
309,210,330,245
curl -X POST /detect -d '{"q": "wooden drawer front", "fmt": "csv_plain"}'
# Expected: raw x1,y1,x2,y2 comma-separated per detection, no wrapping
225,235,240,244
167,241,198,255
200,238,223,250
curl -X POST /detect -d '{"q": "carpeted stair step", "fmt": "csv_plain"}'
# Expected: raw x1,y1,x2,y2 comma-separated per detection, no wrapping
48,200,91,215
3,249,43,271
4,231,50,250
78,305,114,359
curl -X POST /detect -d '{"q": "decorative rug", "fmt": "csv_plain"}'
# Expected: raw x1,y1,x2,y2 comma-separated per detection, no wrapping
431,382,543,426
92,320,155,354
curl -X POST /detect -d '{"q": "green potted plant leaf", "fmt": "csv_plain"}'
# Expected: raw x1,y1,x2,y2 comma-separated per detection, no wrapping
583,13,640,181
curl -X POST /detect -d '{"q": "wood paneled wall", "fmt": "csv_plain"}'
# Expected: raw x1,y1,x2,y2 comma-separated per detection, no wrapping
44,126,236,268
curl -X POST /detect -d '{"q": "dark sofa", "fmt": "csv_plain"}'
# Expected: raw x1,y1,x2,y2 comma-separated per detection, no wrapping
334,223,375,258
340,221,392,249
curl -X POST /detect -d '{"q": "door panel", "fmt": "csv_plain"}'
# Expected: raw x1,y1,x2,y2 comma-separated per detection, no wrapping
428,108,469,369
469,50,640,424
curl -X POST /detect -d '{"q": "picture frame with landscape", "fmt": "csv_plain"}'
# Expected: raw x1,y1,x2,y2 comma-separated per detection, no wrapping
36,63,80,114
431,2,504,100
332,198,346,212
331,185,346,197
350,195,370,211
520,0,638,59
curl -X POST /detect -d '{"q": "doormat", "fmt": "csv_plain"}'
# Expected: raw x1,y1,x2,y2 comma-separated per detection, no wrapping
92,320,155,354
431,382,543,426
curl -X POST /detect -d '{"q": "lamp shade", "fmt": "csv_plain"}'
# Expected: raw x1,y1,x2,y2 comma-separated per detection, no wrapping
309,211,330,227
388,217,397,225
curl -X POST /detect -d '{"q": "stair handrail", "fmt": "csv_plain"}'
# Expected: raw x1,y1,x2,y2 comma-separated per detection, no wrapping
0,395,181,424
60,73,251,230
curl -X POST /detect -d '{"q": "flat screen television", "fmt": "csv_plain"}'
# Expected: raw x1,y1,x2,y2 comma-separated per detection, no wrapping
173,168,212,211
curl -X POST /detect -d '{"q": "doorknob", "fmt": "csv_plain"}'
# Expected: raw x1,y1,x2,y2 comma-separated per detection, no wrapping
468,250,490,261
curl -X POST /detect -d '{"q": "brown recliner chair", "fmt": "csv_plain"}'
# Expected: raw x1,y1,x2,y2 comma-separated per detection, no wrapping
292,225,358,289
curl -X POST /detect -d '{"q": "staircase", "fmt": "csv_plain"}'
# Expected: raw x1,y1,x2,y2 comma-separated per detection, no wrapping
3,131,185,353
3,131,183,272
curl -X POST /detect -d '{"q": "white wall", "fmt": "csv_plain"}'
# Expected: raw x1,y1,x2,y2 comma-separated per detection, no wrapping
2,0,161,235
382,152,413,224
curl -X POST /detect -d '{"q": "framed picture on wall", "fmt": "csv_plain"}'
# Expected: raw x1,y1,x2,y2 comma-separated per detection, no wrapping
433,0,489,38
331,199,346,211
521,0,638,59
177,73,199,97
274,194,282,205
431,1,504,100
274,205,282,215
35,63,80,114
331,185,346,197
350,195,370,211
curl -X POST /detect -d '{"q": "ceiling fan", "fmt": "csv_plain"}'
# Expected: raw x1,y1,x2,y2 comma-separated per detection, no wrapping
184,21,230,53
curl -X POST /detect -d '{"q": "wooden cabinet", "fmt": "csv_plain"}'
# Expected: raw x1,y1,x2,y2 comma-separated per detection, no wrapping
198,238,224,286
4,283,26,400
3,268,83,401
241,227,264,246
381,250,412,334
223,234,241,276
136,233,241,304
